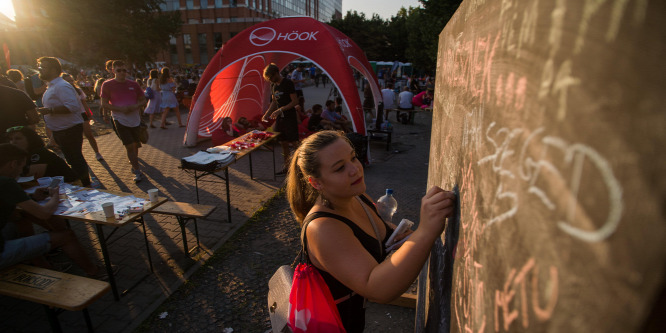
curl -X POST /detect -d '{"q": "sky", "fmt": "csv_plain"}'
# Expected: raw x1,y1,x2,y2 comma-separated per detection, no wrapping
342,0,422,20
0,0,14,21
0,0,424,22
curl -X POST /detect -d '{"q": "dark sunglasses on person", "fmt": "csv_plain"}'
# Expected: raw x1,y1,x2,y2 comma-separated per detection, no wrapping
115,68,127,73
6,126,24,133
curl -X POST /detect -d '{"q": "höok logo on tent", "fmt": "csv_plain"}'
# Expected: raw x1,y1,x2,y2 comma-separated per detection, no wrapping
249,27,277,46
250,27,319,46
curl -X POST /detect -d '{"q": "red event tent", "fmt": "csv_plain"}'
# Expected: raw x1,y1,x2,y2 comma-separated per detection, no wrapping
184,16,381,146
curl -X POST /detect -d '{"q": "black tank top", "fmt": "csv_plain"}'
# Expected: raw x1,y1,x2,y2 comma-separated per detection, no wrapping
302,195,393,333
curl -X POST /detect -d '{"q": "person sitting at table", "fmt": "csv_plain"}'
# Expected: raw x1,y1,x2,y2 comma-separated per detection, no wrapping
307,104,334,132
211,117,239,146
0,143,100,276
6,126,77,183
322,100,351,133
412,89,433,109
235,116,264,133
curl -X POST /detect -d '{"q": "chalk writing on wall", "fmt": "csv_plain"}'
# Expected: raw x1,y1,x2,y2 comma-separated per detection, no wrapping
418,0,666,332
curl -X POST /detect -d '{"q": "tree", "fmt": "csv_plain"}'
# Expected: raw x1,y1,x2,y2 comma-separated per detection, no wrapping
407,0,462,72
328,11,389,61
36,0,181,66
329,1,462,74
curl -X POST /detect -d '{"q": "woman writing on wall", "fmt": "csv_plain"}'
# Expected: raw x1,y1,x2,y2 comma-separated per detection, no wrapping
286,130,456,332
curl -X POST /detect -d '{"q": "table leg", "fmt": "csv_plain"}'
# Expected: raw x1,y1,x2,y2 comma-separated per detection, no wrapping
249,152,254,180
225,168,232,223
178,216,189,254
95,224,119,301
139,217,154,272
386,132,392,151
82,308,94,333
194,170,200,204
44,306,63,333
272,142,276,181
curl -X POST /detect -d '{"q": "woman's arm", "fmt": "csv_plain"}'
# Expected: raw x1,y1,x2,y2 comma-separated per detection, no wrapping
307,186,455,303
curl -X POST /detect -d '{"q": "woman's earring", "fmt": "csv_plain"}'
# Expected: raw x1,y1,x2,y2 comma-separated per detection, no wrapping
319,192,331,208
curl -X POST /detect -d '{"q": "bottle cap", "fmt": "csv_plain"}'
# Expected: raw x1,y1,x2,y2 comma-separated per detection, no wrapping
386,189,393,195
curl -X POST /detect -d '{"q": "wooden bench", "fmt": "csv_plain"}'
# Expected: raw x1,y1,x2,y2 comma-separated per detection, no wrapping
0,264,110,332
151,202,216,255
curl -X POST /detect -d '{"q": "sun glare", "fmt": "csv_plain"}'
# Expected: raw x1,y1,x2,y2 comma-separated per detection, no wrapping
0,0,15,21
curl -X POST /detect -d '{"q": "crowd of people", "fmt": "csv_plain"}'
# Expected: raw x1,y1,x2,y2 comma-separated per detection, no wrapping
1,57,448,333
0,56,205,279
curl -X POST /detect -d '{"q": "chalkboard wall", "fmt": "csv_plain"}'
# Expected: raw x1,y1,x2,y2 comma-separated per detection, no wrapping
417,0,666,332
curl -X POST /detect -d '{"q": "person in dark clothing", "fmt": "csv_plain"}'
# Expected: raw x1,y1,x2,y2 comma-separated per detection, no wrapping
262,63,299,175
6,126,77,182
0,143,99,276
285,131,456,332
0,85,40,137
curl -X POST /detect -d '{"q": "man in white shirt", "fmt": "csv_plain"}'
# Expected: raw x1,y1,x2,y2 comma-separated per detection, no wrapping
397,86,414,122
36,57,91,186
381,83,397,121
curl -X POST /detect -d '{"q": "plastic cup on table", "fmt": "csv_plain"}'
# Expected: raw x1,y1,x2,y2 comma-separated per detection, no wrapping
37,177,52,187
102,202,114,218
148,189,159,204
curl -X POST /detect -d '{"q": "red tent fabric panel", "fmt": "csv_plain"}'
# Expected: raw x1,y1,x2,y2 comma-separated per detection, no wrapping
185,17,380,146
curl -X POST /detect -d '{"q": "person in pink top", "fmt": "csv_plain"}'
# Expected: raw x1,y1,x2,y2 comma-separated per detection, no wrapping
100,60,147,182
411,89,433,109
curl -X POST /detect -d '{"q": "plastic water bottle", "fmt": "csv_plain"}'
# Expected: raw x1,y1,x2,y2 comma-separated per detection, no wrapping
377,189,398,222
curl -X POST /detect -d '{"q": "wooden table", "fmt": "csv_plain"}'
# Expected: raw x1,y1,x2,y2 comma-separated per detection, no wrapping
54,187,167,301
180,132,279,223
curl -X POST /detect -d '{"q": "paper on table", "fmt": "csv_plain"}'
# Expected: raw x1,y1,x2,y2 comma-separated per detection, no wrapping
182,151,235,165
17,176,34,183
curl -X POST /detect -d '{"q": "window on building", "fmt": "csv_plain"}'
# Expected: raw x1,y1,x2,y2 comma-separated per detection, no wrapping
214,33,223,52
215,0,222,7
199,34,208,64
184,34,193,64
186,0,194,9
201,0,208,8
170,36,178,64
188,19,200,24
230,0,237,7
216,18,224,23
230,31,237,39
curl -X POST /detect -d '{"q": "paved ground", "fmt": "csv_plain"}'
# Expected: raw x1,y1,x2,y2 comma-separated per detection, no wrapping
0,84,433,332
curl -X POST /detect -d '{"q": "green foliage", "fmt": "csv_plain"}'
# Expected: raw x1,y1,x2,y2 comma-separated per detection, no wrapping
37,0,181,66
328,0,462,73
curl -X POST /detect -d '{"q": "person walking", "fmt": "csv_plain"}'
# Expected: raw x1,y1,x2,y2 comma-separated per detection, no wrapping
100,60,147,182
159,67,184,129
291,63,306,98
36,57,91,186
261,63,299,175
143,69,163,128
61,73,103,161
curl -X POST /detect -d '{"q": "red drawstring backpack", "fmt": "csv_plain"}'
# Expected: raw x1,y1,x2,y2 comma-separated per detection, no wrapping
288,263,346,332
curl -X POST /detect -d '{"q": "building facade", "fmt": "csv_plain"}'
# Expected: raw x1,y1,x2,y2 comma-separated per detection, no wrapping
158,0,341,65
